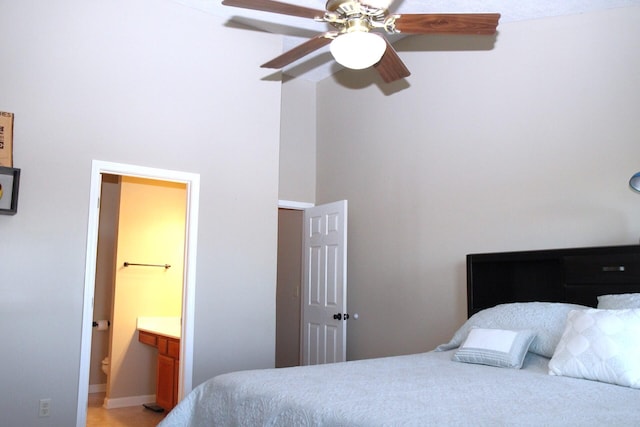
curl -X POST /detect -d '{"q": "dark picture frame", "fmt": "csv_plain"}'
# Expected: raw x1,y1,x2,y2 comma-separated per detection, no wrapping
0,166,20,215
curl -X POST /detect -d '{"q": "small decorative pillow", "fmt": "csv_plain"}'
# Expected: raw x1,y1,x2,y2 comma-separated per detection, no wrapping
452,328,536,369
597,293,640,309
549,308,640,388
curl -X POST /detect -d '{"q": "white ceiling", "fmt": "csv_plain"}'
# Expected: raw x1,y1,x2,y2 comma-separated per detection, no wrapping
172,0,640,81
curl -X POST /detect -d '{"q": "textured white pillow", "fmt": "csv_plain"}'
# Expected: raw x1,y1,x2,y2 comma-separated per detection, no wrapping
436,302,588,358
597,293,640,309
452,328,536,369
549,308,640,388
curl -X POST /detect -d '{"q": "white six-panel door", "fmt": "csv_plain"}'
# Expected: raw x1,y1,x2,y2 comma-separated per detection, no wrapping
301,200,348,365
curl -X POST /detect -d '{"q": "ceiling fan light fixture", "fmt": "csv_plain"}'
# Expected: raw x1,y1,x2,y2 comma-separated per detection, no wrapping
330,32,386,70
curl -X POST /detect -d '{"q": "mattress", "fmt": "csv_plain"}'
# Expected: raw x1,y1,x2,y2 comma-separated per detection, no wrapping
159,349,640,426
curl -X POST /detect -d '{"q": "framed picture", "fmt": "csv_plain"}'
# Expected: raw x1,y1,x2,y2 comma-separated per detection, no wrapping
0,111,14,167
0,166,20,215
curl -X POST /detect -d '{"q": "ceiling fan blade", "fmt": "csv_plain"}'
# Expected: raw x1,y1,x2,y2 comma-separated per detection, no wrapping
221,0,326,20
393,13,500,35
373,40,410,83
261,33,336,69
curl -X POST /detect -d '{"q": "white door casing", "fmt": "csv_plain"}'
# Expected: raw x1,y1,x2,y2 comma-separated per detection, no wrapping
301,200,348,365
76,160,200,427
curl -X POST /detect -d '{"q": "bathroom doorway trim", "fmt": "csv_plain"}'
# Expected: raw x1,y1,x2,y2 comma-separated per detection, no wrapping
76,160,200,427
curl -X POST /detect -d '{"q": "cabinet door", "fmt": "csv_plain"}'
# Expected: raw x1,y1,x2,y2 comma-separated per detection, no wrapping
156,354,175,410
173,360,180,406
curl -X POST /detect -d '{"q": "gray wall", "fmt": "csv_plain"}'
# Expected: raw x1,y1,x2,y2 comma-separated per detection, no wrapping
279,77,317,203
315,7,640,361
0,0,281,425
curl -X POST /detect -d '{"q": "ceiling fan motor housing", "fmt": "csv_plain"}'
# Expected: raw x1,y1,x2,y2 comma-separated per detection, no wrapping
324,0,388,34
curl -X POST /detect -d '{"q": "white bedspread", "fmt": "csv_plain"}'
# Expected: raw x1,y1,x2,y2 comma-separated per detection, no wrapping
160,350,640,426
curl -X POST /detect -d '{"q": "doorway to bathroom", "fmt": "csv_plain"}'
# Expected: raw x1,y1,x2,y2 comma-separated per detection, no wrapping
77,160,200,427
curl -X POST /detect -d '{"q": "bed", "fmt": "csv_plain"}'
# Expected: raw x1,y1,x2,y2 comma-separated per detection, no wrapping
160,245,640,426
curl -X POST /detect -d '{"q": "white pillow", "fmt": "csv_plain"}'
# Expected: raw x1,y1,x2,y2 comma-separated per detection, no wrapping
549,308,640,388
597,293,640,309
436,302,588,358
452,327,536,369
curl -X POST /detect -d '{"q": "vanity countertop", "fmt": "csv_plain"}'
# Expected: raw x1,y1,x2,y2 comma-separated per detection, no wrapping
137,316,181,339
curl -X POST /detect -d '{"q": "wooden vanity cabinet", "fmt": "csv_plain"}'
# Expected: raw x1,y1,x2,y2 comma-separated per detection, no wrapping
156,353,177,410
138,330,180,411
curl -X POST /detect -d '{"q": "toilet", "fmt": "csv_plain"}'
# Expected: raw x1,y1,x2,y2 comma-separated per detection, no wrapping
101,357,110,376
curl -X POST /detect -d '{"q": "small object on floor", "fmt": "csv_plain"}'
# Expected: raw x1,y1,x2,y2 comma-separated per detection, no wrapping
142,403,165,413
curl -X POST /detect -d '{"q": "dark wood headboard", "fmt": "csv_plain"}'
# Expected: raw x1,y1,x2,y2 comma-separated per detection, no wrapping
466,245,640,317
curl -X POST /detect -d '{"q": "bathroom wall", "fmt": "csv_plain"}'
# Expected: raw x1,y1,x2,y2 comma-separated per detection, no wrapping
275,208,303,368
106,176,187,406
89,174,120,390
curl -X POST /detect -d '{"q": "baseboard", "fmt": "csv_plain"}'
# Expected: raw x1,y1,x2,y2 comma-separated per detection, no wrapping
88,383,106,393
103,394,156,409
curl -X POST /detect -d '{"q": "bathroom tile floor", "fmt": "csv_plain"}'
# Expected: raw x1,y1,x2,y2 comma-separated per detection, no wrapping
87,392,166,427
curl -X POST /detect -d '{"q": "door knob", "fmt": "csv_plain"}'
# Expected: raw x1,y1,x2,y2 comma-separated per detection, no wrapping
333,313,342,320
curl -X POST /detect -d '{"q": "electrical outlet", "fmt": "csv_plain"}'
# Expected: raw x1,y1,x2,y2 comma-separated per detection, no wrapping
38,399,51,417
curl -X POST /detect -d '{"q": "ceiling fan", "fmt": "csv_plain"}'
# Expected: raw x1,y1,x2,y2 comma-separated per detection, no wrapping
221,0,500,83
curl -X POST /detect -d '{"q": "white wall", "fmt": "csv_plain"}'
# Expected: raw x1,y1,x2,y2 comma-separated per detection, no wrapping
0,0,281,425
315,7,640,360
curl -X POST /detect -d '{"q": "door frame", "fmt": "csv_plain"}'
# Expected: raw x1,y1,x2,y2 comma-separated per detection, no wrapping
278,200,314,210
76,160,200,426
